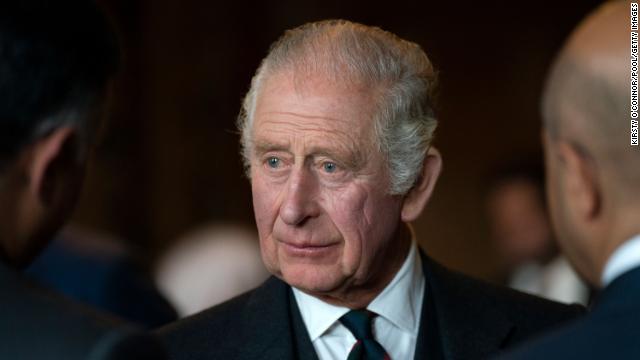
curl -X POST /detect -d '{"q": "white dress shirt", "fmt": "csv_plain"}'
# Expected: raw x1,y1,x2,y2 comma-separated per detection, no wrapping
293,241,425,360
601,234,640,287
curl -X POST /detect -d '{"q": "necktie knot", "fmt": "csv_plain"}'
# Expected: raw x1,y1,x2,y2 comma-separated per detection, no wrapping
339,309,375,340
339,310,390,360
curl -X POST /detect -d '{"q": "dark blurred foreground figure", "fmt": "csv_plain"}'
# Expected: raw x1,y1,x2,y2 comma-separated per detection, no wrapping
0,1,166,358
27,226,178,328
160,20,583,360
486,159,588,304
499,1,640,358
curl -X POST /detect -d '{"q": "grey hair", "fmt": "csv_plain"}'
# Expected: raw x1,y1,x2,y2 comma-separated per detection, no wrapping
238,19,438,195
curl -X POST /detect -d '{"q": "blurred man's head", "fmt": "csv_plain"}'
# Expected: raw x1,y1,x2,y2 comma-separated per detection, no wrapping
238,20,442,307
542,0,639,286
0,0,119,267
486,160,555,271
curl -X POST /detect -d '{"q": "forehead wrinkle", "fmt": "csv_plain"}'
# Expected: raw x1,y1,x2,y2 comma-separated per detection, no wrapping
262,111,346,124
254,110,367,143
254,117,355,134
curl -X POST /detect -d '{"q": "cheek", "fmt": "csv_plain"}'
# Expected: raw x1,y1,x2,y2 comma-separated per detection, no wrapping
548,172,581,257
251,176,281,244
363,193,402,248
329,185,368,235
252,175,279,225
326,184,400,266
546,168,563,233
251,176,284,273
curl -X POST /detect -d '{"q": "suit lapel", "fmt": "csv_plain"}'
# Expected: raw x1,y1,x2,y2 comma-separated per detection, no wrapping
416,251,514,360
414,262,446,360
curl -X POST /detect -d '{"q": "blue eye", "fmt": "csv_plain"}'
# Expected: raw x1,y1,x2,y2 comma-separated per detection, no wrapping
267,157,280,168
323,162,337,173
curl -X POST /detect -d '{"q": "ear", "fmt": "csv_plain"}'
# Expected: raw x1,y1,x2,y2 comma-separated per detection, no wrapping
401,146,442,222
28,127,82,207
556,141,601,222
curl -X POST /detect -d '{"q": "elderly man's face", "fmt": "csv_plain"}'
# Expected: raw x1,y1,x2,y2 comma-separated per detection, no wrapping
249,72,405,296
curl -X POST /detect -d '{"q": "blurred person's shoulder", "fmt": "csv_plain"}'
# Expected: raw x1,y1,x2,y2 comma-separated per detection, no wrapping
494,304,639,359
0,262,166,360
496,266,640,359
495,316,612,360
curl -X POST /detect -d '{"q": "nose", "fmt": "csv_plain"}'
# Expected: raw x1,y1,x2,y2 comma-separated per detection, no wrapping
279,166,319,226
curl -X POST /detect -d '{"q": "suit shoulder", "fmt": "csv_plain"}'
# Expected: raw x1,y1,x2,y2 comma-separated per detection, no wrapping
156,289,255,355
96,330,168,360
0,271,125,335
458,268,580,312
499,305,640,359
427,258,585,340
157,276,294,360
0,272,165,359
34,299,168,360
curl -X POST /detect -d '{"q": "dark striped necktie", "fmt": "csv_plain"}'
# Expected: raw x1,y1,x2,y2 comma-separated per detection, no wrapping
339,309,391,360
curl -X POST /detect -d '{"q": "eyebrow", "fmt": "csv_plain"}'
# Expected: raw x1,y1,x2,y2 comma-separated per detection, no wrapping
253,140,289,156
251,139,367,170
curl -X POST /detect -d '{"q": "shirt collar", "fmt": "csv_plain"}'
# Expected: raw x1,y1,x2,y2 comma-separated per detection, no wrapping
292,239,424,340
368,239,424,334
601,234,640,287
292,284,350,341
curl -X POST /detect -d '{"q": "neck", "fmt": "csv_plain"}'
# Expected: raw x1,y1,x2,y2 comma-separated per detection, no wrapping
0,184,34,269
314,223,413,309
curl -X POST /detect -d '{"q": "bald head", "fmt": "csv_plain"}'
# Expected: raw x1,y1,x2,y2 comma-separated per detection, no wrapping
543,1,638,196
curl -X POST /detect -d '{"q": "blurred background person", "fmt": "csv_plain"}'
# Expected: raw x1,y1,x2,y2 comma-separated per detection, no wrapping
27,225,178,328
486,157,588,304
155,223,268,317
0,0,165,358
499,1,640,358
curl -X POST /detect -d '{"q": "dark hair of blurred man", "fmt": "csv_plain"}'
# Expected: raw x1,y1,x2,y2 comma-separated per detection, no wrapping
0,1,165,358
499,1,640,358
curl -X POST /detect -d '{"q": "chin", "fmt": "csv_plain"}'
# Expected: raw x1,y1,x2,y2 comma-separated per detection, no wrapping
280,262,346,294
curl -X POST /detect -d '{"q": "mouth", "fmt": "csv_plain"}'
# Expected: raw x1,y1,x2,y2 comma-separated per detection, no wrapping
278,239,340,257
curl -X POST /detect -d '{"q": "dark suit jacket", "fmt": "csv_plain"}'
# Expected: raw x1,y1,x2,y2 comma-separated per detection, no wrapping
158,252,584,360
497,265,640,359
27,235,178,328
0,262,167,360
